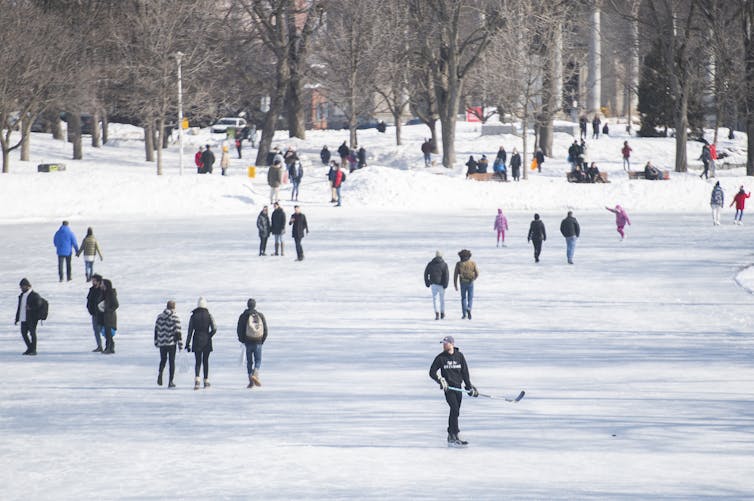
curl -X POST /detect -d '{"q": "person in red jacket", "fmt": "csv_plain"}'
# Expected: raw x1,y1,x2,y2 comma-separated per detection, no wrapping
730,185,751,225
194,146,204,174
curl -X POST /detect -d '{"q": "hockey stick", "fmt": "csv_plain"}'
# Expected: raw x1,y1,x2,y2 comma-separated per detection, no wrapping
448,386,525,403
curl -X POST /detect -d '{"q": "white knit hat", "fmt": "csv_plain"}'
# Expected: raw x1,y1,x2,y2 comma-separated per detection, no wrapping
197,297,207,308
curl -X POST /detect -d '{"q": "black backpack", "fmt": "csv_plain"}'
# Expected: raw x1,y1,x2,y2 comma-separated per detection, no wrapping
38,296,49,321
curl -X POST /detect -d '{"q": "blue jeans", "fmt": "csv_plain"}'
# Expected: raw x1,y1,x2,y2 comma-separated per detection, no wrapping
92,316,102,347
245,342,262,374
735,209,745,222
460,281,474,313
566,236,577,263
84,260,94,280
291,180,300,200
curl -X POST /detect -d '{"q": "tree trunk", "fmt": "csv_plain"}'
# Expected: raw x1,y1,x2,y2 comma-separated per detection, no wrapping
156,118,164,175
92,109,101,148
1,146,9,174
102,112,109,144
286,73,306,139
392,109,403,146
144,124,155,162
52,115,63,141
674,91,689,172
587,1,602,113
745,0,754,175
522,115,529,181
69,113,83,160
21,115,31,161
428,120,438,154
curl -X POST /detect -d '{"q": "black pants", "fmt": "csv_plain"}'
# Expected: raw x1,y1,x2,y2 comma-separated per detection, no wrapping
701,161,709,179
259,236,268,255
444,389,462,435
58,255,72,280
294,237,304,260
194,350,210,379
159,345,177,382
20,321,38,353
532,239,543,261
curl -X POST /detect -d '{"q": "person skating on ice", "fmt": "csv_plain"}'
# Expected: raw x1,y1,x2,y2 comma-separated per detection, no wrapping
730,185,751,225
605,205,631,240
429,336,478,447
494,208,509,247
710,181,724,226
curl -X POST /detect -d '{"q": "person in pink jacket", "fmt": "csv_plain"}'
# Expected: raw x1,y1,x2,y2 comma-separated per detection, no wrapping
730,185,751,225
493,208,509,247
606,205,631,240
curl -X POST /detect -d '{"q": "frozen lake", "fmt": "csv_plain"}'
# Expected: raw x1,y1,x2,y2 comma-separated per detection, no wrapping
2,209,753,499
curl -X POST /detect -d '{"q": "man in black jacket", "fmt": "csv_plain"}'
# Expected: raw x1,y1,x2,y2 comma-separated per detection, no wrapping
424,251,449,320
270,201,286,256
560,210,581,264
236,298,268,388
429,336,478,447
289,205,309,261
527,213,547,263
15,278,42,355
200,144,215,174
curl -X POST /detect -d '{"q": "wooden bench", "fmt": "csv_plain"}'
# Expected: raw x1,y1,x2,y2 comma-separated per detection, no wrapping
628,169,670,180
566,171,609,183
37,163,67,172
468,172,507,182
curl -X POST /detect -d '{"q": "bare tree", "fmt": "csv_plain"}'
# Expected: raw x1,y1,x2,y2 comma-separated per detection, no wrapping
311,0,383,147
743,0,754,175
408,0,505,168
0,1,73,173
110,0,219,175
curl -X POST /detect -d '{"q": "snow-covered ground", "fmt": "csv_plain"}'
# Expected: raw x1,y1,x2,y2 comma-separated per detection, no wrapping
1,122,753,499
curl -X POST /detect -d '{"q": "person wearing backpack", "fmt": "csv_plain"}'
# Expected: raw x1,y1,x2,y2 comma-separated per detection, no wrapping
453,249,479,320
236,298,268,388
15,278,44,355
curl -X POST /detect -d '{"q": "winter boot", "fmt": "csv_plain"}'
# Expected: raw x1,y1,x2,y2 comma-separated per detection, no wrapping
203,378,211,388
157,372,163,386
92,345,103,352
168,381,176,388
247,374,254,389
251,369,261,387
455,434,468,446
467,310,472,320
280,242,284,256
435,312,439,320
108,338,115,354
194,377,201,390
274,243,279,256
440,312,445,319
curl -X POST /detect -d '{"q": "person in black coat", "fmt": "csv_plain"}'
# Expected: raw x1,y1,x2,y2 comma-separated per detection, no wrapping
357,146,367,169
256,206,271,256
236,298,268,388
270,201,286,256
510,148,522,181
100,278,119,354
289,205,309,261
337,141,350,164
465,156,478,178
320,145,331,165
527,213,547,263
429,335,478,447
86,274,105,352
15,278,43,355
199,144,215,174
186,297,217,389
424,251,449,320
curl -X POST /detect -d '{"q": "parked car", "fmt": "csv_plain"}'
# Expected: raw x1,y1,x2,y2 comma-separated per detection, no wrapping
211,117,247,134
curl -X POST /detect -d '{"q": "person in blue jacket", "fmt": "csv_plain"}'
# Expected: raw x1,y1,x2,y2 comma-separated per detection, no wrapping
53,220,79,282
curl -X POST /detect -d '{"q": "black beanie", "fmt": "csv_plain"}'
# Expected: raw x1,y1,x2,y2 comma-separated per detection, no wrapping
247,298,256,310
19,278,30,287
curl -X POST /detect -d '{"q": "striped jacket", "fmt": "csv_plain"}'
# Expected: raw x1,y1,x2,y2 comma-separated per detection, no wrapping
154,308,182,347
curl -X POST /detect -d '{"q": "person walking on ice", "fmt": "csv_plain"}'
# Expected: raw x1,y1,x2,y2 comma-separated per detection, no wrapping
730,185,751,225
710,181,724,226
453,249,479,320
429,335,478,447
605,205,631,240
493,209,509,247
154,300,182,388
527,214,546,263
186,297,217,390
424,251,449,320
236,298,268,388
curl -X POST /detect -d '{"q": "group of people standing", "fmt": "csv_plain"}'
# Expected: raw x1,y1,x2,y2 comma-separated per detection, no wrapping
256,202,309,260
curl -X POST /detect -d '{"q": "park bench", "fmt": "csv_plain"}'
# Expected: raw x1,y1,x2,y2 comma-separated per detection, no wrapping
566,171,609,183
468,172,507,182
627,169,670,180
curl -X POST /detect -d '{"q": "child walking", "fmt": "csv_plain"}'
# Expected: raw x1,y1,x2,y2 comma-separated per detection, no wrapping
606,205,631,240
730,185,751,225
493,209,509,247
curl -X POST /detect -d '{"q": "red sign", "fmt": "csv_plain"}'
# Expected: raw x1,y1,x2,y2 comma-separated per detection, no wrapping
465,107,482,122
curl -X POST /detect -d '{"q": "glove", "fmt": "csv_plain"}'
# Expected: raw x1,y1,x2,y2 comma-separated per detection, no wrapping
438,377,448,392
466,385,479,397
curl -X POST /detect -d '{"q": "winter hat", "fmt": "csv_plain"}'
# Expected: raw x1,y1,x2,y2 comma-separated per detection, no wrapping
441,335,455,345
247,298,256,310
197,297,207,308
534,213,540,220
497,208,502,214
19,278,30,287
458,249,471,260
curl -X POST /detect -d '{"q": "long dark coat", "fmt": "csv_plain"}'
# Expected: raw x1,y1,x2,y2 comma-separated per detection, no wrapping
187,307,217,353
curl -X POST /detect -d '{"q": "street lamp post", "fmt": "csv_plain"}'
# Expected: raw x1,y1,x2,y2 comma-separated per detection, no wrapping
175,51,185,175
